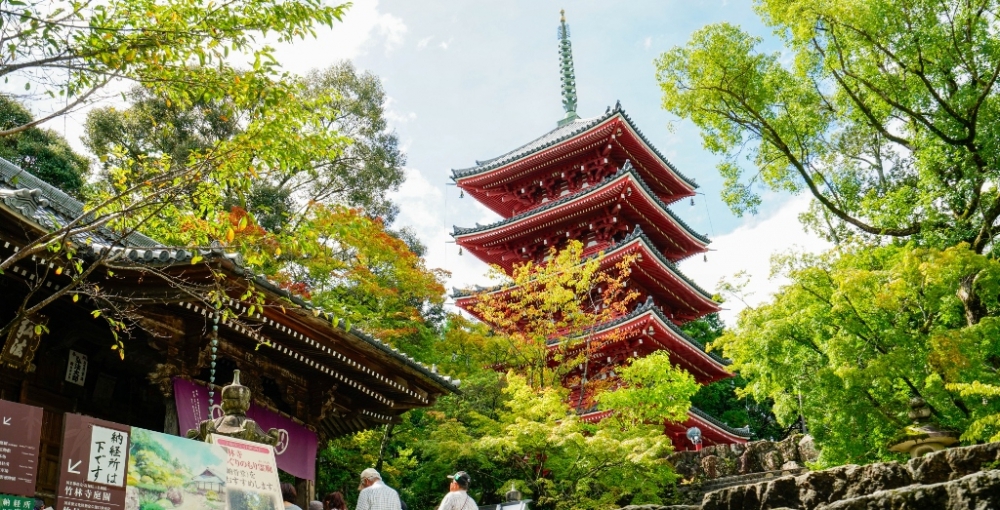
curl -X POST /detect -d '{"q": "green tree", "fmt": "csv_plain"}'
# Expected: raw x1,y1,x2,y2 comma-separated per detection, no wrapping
471,241,638,389
0,96,89,194
656,0,1000,254
714,244,1000,465
1,0,343,136
0,0,349,353
83,61,406,223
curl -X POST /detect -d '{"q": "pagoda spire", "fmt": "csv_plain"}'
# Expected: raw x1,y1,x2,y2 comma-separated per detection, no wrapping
557,9,580,126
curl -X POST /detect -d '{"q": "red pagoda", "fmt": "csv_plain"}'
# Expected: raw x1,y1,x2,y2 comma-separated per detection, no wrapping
451,12,749,449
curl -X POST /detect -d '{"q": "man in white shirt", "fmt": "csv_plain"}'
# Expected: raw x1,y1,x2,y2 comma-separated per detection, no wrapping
356,468,402,510
437,471,477,510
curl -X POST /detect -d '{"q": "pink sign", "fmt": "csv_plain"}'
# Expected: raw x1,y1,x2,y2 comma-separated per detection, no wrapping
172,378,318,480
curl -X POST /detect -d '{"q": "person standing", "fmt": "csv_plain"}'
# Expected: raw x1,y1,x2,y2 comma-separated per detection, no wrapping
323,491,348,510
437,471,476,510
281,483,303,510
356,468,402,510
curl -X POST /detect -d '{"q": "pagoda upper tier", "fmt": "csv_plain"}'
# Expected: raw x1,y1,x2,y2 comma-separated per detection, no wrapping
452,103,697,218
453,162,709,272
454,226,720,324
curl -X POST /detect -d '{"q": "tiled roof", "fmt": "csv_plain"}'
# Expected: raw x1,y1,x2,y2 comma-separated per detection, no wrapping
451,225,715,302
580,295,729,367
0,157,459,393
690,406,752,439
452,161,710,245
451,102,697,189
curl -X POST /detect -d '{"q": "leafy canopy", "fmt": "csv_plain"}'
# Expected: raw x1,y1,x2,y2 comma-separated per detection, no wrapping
715,244,1000,464
470,240,638,389
656,0,1000,254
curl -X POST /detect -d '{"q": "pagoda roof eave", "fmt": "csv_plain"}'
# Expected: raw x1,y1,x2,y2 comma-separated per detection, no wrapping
580,406,751,442
452,162,710,248
452,227,719,314
451,103,698,191
580,297,730,368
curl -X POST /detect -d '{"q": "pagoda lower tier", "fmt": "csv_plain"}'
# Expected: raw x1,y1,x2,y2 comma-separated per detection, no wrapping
554,296,732,385
580,407,750,449
453,162,709,273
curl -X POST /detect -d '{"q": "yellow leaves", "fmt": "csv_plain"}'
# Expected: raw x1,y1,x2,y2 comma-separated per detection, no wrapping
55,266,63,275
226,228,235,243
72,294,79,303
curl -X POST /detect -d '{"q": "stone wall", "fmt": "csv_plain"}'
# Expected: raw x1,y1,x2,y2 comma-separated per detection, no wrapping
669,434,820,481
627,442,1000,510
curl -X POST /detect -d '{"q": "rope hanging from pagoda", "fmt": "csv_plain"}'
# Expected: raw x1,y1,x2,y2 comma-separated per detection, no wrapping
558,9,580,126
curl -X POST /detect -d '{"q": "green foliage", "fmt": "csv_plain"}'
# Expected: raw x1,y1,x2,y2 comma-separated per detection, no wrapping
656,0,1000,254
316,310,689,510
0,96,89,194
681,314,785,440
597,352,699,427
2,0,345,135
715,244,1000,465
127,429,189,490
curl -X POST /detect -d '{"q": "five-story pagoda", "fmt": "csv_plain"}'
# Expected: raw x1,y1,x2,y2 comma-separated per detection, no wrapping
451,12,748,449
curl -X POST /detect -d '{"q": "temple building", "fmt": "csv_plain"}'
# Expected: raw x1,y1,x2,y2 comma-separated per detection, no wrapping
0,158,458,506
451,12,749,449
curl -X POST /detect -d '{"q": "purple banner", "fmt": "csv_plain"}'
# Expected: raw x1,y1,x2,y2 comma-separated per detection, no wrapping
172,377,317,481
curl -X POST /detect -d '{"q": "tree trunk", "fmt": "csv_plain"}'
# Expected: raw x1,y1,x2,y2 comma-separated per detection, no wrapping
957,271,985,326
375,423,394,472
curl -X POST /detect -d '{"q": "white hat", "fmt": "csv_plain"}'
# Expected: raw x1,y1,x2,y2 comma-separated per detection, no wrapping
359,468,381,490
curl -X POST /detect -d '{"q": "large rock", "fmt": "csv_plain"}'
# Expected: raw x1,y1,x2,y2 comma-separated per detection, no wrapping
818,468,1000,510
798,435,819,464
907,441,1000,484
699,442,1000,510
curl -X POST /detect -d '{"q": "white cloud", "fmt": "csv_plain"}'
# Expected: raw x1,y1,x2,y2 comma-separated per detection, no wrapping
643,37,652,50
388,168,502,308
678,195,831,326
417,36,434,49
383,97,417,124
270,0,407,74
438,37,454,50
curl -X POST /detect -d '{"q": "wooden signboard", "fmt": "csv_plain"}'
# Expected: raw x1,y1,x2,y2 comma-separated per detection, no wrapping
0,400,43,497
0,316,43,370
56,415,130,510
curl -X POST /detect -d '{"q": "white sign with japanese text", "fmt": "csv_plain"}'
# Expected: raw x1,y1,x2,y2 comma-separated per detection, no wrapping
87,426,127,487
65,350,87,386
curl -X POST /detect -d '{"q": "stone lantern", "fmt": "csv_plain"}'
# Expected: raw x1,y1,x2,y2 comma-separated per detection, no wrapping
186,370,282,446
888,397,959,459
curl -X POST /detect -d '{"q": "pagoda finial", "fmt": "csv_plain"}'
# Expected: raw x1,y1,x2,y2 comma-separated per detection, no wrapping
557,10,580,126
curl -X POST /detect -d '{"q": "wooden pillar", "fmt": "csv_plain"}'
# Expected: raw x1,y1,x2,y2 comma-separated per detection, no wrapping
163,396,180,435
295,477,314,508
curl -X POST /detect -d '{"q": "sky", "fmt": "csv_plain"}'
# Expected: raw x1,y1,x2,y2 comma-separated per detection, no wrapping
17,0,831,325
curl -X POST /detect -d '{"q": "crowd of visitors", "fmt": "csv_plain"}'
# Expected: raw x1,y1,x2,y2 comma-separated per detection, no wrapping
302,467,478,510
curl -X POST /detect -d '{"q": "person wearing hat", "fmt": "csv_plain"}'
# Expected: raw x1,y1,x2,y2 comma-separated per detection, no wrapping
437,471,477,510
356,468,402,510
